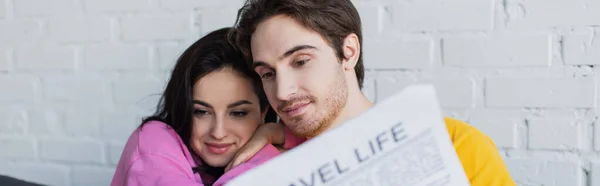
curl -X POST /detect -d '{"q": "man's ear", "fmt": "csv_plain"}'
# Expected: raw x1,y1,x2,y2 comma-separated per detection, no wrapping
341,33,360,72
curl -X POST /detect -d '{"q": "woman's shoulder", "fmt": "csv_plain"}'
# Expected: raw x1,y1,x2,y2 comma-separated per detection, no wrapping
135,120,188,155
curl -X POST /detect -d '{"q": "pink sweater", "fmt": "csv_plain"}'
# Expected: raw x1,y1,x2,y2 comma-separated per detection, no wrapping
110,121,281,186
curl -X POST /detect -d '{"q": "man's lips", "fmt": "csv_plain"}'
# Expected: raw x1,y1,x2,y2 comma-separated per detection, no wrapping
205,142,233,154
281,102,310,117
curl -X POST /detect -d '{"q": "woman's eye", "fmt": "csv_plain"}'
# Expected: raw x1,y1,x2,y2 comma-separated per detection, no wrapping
194,109,208,115
230,111,248,117
261,72,274,79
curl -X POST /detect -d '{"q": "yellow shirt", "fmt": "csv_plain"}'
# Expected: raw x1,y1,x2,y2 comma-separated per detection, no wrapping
444,117,516,186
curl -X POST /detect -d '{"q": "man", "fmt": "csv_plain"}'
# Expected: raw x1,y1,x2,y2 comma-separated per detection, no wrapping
226,0,515,185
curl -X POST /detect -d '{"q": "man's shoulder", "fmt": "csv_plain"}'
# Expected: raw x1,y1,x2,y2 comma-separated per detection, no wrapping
442,117,516,186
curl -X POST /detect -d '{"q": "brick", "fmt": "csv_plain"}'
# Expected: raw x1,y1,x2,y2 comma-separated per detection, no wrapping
0,162,69,186
0,21,43,48
467,109,518,148
46,18,111,43
363,37,433,69
159,0,243,10
121,15,193,41
528,118,582,150
197,8,239,35
443,34,551,67
113,80,163,103
108,142,125,165
40,139,104,164
594,121,600,151
505,159,583,186
0,75,37,103
0,49,9,71
101,111,140,141
14,0,79,17
0,137,36,159
485,78,596,108
65,108,101,137
83,45,150,70
15,47,75,70
157,44,186,70
355,5,380,37
564,29,600,65
506,0,600,29
591,162,600,186
0,109,27,134
71,166,115,186
42,74,110,102
83,0,152,13
28,109,64,136
0,0,5,19
389,0,493,32
376,77,473,108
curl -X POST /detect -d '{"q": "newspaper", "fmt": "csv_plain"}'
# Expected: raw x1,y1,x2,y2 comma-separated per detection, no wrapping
225,84,471,186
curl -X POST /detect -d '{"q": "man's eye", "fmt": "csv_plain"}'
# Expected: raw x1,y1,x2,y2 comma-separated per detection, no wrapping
293,59,309,67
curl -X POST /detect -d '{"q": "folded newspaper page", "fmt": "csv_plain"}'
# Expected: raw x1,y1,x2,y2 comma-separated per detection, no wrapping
226,84,471,186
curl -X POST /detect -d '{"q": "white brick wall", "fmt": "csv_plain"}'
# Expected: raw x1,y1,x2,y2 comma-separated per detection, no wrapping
0,0,599,185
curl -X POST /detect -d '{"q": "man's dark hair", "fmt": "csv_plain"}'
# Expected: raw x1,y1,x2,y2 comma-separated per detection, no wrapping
229,0,365,89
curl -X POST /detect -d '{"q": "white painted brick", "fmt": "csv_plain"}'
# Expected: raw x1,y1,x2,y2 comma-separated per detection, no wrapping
15,47,75,70
591,162,600,186
376,77,473,108
505,159,583,186
14,0,79,17
121,15,193,41
40,139,104,164
376,78,417,102
0,137,36,159
0,49,9,71
83,45,150,70
157,44,186,70
197,8,239,35
0,162,69,186
72,166,115,186
363,37,433,69
467,109,518,148
83,0,152,13
0,21,43,48
113,80,163,103
42,74,110,102
485,78,596,108
0,75,38,103
443,34,551,67
159,0,243,10
100,111,140,141
594,121,600,151
506,0,600,29
65,107,101,137
28,109,64,136
528,118,583,150
47,18,111,43
390,0,493,32
108,142,125,166
0,109,27,134
564,29,600,65
356,5,380,37
0,0,5,19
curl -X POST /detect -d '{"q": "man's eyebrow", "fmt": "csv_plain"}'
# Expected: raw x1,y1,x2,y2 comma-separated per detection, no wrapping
252,45,317,68
280,45,317,59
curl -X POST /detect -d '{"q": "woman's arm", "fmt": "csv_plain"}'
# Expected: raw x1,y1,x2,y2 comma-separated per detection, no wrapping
224,122,290,171
122,154,202,186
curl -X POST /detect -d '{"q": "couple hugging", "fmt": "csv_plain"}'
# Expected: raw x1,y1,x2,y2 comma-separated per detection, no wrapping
110,0,516,185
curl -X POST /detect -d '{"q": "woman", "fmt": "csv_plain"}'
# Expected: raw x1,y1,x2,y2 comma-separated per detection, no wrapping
111,27,280,186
